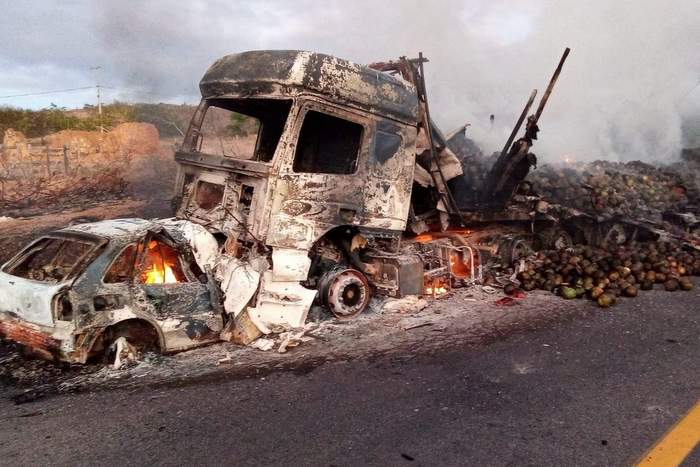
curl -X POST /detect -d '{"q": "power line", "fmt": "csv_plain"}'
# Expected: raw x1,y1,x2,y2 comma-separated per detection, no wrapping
681,79,700,99
0,85,107,99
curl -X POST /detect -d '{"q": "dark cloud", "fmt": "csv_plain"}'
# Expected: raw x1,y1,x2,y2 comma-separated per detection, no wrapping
1,0,698,160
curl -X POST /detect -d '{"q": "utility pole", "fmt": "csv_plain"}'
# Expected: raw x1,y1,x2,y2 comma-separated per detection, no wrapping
90,66,103,134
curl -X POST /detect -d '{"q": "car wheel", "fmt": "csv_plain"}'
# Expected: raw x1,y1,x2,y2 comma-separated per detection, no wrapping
103,321,159,367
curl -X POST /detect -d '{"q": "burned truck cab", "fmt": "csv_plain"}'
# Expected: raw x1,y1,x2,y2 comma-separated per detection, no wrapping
174,51,421,326
175,50,420,246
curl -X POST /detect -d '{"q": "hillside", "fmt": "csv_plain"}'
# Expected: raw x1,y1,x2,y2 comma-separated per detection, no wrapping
0,102,199,140
130,102,198,138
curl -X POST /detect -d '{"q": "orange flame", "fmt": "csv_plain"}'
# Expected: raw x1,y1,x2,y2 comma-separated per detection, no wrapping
143,262,178,284
425,285,448,296
413,229,473,244
141,240,182,284
424,277,449,297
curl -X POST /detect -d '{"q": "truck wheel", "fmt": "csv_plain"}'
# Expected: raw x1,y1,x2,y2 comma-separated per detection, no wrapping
538,228,573,251
600,223,628,249
499,235,535,265
319,268,371,320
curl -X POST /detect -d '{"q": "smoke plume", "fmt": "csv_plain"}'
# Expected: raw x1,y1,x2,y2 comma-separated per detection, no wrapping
2,0,699,162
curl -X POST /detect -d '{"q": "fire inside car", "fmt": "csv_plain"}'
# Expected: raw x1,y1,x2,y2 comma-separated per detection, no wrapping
140,240,187,284
103,238,189,285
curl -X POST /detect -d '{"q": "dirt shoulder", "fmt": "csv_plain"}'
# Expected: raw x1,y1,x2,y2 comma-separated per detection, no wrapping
0,199,146,262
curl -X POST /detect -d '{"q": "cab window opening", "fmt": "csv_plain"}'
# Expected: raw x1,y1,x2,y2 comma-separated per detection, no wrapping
293,110,364,175
195,98,292,163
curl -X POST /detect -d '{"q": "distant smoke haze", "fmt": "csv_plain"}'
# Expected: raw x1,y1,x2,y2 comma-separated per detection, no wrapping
1,0,698,162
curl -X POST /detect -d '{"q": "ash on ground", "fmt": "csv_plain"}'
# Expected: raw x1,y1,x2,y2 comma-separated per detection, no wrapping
7,280,693,404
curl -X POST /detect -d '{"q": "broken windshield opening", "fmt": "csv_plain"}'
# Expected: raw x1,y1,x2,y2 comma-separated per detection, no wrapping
4,236,98,283
195,98,292,163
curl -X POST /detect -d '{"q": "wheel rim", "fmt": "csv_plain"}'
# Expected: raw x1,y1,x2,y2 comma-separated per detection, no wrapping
512,238,535,263
324,269,371,319
602,223,626,248
552,232,572,250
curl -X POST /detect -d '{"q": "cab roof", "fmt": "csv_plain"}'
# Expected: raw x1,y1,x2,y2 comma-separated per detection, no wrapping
59,218,156,239
199,50,419,124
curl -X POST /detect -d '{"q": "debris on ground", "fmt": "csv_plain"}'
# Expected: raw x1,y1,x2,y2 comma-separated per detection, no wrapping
249,338,275,351
0,278,696,398
398,319,435,331
503,284,526,298
495,296,518,306
216,352,233,365
278,325,318,353
380,296,429,314
110,337,139,370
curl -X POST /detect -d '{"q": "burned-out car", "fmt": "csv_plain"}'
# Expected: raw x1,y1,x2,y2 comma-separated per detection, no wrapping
0,219,223,363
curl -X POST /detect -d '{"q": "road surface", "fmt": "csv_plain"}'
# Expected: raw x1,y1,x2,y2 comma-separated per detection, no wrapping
0,287,698,466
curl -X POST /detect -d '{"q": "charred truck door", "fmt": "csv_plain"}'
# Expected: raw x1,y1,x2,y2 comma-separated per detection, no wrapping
266,100,370,251
267,99,416,251
362,120,416,232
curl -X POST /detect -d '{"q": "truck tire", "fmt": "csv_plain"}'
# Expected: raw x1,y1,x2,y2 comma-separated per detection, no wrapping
538,228,573,251
319,268,371,320
499,235,536,265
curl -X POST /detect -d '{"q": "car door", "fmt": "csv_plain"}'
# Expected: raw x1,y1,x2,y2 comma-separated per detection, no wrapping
133,232,223,350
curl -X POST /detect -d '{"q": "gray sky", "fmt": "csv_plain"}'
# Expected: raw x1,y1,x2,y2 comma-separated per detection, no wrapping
1,0,699,161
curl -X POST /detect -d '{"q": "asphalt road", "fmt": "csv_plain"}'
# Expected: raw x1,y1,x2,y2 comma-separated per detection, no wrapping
0,288,699,466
